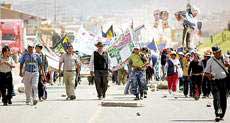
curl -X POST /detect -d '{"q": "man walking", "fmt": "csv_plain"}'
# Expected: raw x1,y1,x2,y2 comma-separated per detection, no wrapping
129,47,148,100
59,44,80,100
90,42,110,100
35,44,48,101
19,44,46,105
0,46,15,106
204,46,229,122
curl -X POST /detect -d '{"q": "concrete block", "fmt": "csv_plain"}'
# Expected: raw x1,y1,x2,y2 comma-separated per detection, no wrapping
101,101,143,107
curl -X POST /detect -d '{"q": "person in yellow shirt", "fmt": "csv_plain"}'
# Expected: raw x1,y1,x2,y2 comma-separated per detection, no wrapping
129,47,149,100
181,53,191,97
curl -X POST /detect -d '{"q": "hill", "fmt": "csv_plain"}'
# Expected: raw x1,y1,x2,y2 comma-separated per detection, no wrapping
198,30,230,54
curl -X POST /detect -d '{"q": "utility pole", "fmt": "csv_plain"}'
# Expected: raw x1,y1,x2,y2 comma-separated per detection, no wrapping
54,0,57,25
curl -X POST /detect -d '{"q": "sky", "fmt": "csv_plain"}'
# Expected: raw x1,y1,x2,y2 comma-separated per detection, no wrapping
2,0,230,19
2,0,230,33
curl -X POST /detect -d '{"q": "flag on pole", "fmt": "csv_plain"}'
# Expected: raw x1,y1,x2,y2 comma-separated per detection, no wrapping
105,25,115,40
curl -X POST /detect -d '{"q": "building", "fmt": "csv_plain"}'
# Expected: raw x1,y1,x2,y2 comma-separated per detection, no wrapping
1,3,54,47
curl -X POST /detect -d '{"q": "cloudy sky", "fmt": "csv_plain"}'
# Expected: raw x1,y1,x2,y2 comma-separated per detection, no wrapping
3,0,230,19
2,0,230,33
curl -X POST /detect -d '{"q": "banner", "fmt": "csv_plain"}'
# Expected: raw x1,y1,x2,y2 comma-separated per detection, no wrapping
72,26,99,55
113,32,131,49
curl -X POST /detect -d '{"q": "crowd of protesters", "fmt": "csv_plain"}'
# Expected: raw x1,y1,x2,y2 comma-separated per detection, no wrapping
0,42,229,122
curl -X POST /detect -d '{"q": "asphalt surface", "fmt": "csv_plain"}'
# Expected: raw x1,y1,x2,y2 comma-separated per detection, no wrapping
0,78,230,123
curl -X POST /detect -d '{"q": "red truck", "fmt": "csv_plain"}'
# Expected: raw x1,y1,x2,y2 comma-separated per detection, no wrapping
0,19,24,52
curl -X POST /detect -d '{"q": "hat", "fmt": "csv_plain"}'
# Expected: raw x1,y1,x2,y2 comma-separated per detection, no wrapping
170,51,177,55
133,47,139,50
204,50,212,56
95,42,104,47
178,52,184,55
35,44,43,49
185,53,191,56
27,42,35,48
212,46,221,53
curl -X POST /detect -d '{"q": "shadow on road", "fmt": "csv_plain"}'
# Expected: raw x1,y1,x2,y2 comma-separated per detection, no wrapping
45,98,100,102
171,119,215,122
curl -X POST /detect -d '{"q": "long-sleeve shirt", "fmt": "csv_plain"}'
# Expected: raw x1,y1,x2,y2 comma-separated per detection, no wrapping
188,60,203,75
182,58,190,76
204,57,228,80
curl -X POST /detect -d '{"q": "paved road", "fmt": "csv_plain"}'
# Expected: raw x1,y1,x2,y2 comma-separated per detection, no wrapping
0,78,229,123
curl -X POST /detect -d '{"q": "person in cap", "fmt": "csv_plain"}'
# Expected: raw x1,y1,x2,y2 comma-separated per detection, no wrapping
0,46,15,106
59,44,80,100
90,42,110,100
19,43,46,105
35,44,48,101
204,46,229,122
181,52,192,97
165,51,181,98
201,50,212,98
129,47,149,100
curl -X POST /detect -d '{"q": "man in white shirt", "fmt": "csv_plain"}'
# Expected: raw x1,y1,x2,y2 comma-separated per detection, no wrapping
59,44,80,100
204,46,229,122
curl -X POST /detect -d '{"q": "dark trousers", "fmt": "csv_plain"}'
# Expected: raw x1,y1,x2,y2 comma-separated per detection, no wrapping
191,75,202,97
182,27,191,49
211,78,228,118
183,76,192,96
202,77,211,97
0,72,13,104
38,75,47,99
94,70,108,98
75,73,80,88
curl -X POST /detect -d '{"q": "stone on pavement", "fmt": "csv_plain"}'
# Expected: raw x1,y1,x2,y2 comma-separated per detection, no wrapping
18,86,25,93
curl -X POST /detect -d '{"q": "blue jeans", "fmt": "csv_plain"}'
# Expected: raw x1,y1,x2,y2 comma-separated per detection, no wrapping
130,70,146,96
124,79,132,94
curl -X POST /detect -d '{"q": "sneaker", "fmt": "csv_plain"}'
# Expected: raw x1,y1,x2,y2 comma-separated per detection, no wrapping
194,96,200,100
26,101,30,105
134,97,140,100
215,117,221,122
70,95,76,100
8,99,12,104
3,103,7,106
33,100,38,105
66,97,70,100
39,98,43,102
98,97,103,100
